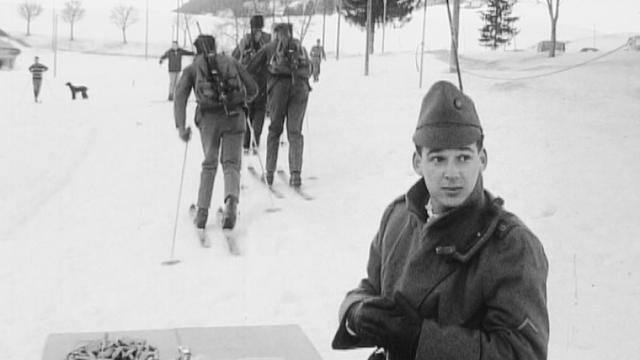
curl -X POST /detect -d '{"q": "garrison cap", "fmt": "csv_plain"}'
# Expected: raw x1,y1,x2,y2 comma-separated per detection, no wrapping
413,80,483,149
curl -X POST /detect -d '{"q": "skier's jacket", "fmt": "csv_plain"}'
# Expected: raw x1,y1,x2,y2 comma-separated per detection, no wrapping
193,52,258,112
310,45,326,61
29,63,48,79
332,177,549,360
160,48,195,72
232,32,272,66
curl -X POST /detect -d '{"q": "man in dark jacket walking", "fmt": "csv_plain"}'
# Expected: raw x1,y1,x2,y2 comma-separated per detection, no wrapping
309,38,326,82
160,40,194,101
232,15,272,153
246,23,311,188
28,56,48,103
332,81,549,360
174,35,258,230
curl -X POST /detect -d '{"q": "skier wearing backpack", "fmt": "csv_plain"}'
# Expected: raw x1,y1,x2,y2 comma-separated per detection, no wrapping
246,23,311,188
174,34,258,230
232,15,272,153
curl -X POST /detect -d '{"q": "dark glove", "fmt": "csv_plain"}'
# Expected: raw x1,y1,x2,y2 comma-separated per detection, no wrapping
346,297,395,345
356,294,423,356
178,126,191,142
159,59,163,65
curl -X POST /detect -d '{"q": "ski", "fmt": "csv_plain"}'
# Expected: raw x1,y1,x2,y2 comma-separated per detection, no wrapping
247,166,285,199
188,204,211,248
276,170,314,200
216,208,241,256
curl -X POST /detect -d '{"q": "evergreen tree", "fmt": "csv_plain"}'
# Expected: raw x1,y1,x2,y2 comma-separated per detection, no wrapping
478,0,519,50
341,0,421,53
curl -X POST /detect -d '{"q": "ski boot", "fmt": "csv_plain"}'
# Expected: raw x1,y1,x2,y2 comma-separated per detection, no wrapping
222,195,238,230
264,171,274,186
290,171,302,188
194,207,208,229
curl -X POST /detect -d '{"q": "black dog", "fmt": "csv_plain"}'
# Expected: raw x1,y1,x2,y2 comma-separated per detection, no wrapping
65,82,89,100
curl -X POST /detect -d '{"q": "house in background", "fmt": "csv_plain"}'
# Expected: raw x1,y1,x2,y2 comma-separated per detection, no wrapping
0,29,22,70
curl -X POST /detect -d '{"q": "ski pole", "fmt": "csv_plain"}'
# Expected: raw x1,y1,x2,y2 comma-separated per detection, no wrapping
163,140,189,265
246,114,280,213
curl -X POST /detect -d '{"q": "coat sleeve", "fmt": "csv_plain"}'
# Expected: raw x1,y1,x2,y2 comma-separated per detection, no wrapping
235,59,258,103
246,45,269,75
160,50,169,60
173,65,195,129
415,226,549,360
181,49,195,56
331,203,396,350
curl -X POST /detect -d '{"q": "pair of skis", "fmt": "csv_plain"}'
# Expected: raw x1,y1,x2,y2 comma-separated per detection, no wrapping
188,204,240,255
246,166,314,201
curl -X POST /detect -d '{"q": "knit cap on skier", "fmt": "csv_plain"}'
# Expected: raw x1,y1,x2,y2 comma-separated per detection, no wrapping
412,80,483,149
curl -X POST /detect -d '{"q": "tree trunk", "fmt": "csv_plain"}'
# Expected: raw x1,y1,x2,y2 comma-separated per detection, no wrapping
368,19,375,54
70,22,75,41
234,16,239,46
336,6,341,60
549,18,557,57
27,17,31,36
122,28,127,44
322,6,326,46
449,0,460,72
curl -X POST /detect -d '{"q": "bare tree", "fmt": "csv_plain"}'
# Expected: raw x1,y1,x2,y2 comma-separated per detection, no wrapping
17,1,43,36
62,0,85,41
297,0,318,43
110,5,139,44
449,0,461,72
543,0,560,57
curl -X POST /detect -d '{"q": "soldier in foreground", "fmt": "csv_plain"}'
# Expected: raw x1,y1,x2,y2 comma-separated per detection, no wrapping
332,81,549,360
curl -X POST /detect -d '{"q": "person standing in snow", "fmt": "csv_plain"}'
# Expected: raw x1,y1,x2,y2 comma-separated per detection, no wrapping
28,56,48,103
309,38,326,82
246,23,311,188
159,40,195,101
232,14,272,153
173,35,258,230
332,80,549,360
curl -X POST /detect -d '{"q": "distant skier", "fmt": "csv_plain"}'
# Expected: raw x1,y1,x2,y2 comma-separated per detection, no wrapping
159,41,194,101
174,34,258,230
331,81,549,360
246,23,311,188
28,56,48,103
232,15,272,153
309,38,326,82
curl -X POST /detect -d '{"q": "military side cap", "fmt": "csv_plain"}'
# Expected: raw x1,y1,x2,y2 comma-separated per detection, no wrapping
413,80,483,149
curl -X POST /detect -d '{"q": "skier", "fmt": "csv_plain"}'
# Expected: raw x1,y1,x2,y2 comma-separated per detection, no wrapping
232,15,272,153
174,34,258,230
159,40,195,101
246,23,311,188
331,81,549,360
309,38,326,82
28,56,48,103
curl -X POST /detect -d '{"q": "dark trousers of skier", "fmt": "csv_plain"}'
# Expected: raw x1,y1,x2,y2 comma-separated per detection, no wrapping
32,78,43,101
265,77,309,186
243,91,267,150
311,59,321,82
196,109,245,214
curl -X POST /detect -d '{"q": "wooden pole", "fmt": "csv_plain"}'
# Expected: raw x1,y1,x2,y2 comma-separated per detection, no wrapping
365,0,372,75
382,0,387,54
336,2,341,60
419,0,427,88
145,0,149,60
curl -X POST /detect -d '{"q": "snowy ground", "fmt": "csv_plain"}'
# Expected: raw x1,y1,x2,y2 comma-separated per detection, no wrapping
2,2,640,359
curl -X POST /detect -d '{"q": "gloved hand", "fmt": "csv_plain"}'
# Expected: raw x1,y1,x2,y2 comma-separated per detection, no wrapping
159,59,163,65
346,297,396,345
178,126,191,142
350,294,423,355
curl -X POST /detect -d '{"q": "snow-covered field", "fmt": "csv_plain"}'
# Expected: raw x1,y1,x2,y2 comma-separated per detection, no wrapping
2,1,640,360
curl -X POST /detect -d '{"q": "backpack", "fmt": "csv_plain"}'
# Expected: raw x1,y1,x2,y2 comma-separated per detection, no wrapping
268,38,310,79
194,53,246,113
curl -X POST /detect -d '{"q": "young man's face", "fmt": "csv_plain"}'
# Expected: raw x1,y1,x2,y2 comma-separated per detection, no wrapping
252,29,262,41
413,143,487,213
171,42,178,50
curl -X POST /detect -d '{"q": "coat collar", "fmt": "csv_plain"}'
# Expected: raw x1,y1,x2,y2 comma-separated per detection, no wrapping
404,176,504,263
